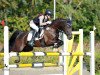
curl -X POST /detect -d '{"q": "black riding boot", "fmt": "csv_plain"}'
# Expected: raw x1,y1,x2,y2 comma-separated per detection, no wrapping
28,30,37,47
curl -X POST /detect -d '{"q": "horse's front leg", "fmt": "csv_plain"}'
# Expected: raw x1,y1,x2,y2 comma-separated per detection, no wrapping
53,39,63,48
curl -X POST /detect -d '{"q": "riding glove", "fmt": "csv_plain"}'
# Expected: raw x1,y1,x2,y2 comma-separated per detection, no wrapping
46,21,52,24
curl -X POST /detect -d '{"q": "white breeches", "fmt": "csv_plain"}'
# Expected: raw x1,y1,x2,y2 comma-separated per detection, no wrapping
27,20,39,41
30,20,39,32
27,32,32,41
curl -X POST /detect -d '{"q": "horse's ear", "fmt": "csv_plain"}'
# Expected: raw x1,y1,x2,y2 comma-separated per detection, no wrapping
66,18,72,26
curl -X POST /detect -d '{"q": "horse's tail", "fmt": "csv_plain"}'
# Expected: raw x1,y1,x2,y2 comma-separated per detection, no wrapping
9,30,22,51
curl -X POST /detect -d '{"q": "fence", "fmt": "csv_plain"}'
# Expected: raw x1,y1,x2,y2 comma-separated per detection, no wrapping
0,26,95,75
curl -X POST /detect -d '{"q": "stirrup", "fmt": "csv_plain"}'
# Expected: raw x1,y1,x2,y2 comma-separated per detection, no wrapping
36,32,40,38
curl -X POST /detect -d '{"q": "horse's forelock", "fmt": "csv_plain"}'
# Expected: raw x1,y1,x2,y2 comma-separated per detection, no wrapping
66,19,72,27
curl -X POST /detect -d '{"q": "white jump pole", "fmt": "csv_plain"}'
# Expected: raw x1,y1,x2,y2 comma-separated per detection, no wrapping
4,26,9,75
79,29,83,75
54,0,56,19
63,34,68,75
90,31,95,75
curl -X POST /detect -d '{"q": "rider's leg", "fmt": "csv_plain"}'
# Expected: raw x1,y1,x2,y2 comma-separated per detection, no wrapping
28,29,37,46
27,20,39,47
30,20,39,32
40,29,44,38
38,27,44,38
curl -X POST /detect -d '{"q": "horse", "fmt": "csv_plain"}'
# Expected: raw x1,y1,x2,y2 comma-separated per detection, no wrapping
9,18,72,52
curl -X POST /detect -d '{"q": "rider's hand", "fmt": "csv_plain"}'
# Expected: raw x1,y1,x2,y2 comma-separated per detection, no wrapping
46,21,52,24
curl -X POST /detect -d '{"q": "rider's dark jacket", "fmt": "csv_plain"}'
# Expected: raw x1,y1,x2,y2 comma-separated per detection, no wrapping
33,14,49,26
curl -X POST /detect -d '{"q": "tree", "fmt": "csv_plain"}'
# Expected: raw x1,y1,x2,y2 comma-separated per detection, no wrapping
0,0,100,40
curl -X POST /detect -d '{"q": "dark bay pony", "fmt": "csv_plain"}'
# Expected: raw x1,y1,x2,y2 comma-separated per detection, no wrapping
9,18,72,52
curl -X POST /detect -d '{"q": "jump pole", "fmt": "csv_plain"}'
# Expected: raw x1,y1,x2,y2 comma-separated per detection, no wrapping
59,29,83,75
4,26,9,75
53,0,56,19
90,31,95,75
63,33,68,75
79,29,83,75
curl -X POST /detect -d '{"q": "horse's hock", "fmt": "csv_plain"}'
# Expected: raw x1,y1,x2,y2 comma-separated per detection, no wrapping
0,26,95,75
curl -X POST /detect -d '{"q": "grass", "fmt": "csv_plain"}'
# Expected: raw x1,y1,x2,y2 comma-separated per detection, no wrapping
96,71,100,75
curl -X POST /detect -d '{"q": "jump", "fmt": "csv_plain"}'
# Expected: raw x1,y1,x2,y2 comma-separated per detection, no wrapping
9,18,72,52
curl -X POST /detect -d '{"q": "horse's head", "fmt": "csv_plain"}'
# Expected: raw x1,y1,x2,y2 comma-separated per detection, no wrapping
64,18,72,40
51,18,72,40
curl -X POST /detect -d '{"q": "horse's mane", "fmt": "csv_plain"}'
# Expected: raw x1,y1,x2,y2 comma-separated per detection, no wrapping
48,18,63,27
52,18,64,24
50,18,72,27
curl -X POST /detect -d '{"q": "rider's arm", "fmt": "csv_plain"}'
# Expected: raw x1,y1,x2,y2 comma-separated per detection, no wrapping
39,15,47,26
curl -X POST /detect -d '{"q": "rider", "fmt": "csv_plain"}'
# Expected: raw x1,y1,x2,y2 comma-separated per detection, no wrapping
27,9,52,47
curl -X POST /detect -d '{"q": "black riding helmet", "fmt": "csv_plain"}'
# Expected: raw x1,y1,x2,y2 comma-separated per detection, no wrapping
45,9,52,17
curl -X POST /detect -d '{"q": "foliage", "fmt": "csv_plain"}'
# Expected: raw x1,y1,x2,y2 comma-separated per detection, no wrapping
0,0,100,40
0,26,4,43
95,53,100,73
84,52,100,73
7,16,29,31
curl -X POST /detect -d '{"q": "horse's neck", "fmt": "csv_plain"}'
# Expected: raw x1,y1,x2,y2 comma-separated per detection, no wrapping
51,22,61,30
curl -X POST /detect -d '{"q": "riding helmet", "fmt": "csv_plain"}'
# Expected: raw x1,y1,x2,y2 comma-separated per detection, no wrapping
45,9,52,16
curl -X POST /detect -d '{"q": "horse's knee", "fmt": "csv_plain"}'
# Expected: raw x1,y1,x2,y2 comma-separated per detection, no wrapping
59,40,63,46
53,40,63,48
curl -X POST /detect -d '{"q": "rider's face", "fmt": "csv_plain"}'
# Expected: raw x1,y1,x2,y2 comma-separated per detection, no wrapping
47,15,51,19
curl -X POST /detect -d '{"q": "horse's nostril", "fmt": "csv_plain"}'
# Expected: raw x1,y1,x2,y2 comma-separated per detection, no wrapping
70,35,72,39
70,37,72,40
67,35,72,40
